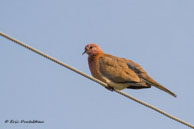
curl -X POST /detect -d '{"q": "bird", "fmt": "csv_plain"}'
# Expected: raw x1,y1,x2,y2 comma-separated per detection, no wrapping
82,43,176,97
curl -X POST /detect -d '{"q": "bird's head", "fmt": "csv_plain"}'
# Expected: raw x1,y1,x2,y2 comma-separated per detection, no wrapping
82,44,103,56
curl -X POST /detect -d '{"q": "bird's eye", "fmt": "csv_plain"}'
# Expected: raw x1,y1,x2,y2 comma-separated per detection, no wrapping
89,46,93,49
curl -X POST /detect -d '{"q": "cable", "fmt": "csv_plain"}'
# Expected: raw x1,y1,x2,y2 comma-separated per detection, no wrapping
0,32,193,128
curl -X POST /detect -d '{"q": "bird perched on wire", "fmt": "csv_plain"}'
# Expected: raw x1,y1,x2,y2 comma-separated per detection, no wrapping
82,44,176,97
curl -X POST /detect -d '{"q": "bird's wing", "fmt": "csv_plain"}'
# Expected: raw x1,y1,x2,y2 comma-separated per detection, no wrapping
99,54,140,83
127,59,176,97
126,60,146,74
126,59,161,83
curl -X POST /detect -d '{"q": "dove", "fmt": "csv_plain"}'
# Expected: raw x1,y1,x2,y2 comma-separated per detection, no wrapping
82,44,176,97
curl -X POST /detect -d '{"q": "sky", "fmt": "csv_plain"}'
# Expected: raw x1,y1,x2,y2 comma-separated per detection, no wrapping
0,0,194,129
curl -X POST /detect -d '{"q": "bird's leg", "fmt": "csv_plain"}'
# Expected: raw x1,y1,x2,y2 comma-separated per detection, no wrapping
105,85,115,91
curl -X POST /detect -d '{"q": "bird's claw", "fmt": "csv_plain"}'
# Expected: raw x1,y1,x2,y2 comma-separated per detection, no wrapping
105,86,115,91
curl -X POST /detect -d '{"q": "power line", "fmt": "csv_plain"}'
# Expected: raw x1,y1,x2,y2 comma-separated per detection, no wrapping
0,32,193,128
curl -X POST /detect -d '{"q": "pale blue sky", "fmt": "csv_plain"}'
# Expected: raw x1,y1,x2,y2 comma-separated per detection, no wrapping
1,0,194,129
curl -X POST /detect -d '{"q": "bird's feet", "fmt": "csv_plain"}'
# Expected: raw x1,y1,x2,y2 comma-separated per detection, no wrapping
105,86,115,91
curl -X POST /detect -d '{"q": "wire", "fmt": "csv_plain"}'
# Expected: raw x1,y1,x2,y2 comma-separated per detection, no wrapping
0,32,193,128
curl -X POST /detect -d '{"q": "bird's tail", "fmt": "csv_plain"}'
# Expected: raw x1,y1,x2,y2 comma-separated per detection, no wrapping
143,76,177,97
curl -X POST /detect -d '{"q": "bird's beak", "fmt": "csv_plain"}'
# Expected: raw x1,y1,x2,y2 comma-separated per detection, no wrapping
82,50,87,55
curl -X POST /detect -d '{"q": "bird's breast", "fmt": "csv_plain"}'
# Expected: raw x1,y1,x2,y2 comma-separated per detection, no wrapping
88,55,105,82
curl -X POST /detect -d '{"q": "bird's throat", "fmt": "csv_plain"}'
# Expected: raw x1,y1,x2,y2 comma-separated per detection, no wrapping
88,55,97,62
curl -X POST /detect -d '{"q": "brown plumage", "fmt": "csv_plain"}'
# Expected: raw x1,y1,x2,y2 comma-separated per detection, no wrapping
83,43,176,97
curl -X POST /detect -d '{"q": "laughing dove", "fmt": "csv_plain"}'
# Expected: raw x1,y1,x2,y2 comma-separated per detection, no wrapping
83,44,176,97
